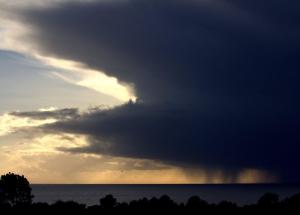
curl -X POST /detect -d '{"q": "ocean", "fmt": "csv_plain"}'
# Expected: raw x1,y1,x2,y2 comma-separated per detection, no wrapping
31,184,300,206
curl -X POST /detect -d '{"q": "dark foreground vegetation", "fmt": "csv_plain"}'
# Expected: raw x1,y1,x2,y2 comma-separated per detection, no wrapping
1,173,300,214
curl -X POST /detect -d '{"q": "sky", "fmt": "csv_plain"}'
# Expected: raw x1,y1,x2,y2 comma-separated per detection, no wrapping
0,0,299,184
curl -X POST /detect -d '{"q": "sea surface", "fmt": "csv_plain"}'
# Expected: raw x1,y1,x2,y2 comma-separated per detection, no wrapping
31,184,300,206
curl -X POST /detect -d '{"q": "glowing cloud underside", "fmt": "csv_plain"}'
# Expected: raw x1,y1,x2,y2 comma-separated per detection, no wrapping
40,56,136,102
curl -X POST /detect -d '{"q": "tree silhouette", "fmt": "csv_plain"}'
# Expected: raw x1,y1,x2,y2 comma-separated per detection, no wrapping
0,172,33,206
257,193,279,206
0,173,300,213
0,187,4,206
186,196,208,209
100,194,117,209
283,193,300,209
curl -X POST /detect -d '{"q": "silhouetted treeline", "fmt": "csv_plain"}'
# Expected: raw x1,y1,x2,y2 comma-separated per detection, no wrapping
1,173,300,214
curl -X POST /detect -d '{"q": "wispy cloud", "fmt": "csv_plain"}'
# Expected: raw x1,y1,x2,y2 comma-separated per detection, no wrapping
0,110,57,137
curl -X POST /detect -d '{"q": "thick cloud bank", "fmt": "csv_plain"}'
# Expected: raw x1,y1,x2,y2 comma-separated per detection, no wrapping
16,0,300,182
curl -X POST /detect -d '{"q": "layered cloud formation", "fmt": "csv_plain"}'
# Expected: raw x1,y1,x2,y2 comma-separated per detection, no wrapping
1,0,300,182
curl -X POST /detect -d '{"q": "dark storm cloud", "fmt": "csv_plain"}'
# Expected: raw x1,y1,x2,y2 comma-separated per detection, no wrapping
18,0,300,181
21,0,300,105
39,101,300,182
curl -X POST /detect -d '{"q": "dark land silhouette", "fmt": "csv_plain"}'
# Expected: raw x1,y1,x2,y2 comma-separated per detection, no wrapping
0,173,300,214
